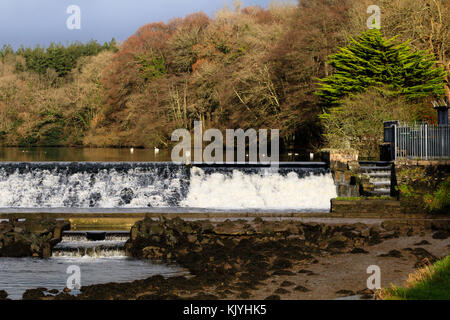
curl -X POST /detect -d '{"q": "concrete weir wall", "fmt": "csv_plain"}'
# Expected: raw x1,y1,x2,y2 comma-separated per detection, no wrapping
322,149,361,198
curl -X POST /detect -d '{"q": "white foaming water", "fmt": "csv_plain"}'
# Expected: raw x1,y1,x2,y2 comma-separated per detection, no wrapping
0,163,336,211
0,167,184,208
52,240,127,258
181,167,337,210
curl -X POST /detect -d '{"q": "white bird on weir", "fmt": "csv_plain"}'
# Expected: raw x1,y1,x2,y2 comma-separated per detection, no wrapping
130,148,134,154
154,147,160,154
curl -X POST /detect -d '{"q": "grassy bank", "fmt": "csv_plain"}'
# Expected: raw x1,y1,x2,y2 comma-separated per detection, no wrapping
379,255,450,300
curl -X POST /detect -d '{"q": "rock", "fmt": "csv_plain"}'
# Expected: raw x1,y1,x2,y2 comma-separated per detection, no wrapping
293,285,311,292
214,221,247,235
358,288,374,295
407,248,438,268
0,219,69,258
298,269,317,276
238,292,250,299
274,288,290,294
166,234,178,247
381,220,401,231
143,246,165,260
13,227,24,233
223,263,233,271
30,242,40,253
88,192,102,207
414,240,431,246
379,250,403,258
327,235,348,249
130,226,138,240
0,290,8,300
119,188,134,204
271,270,295,276
336,289,355,296
271,258,292,270
63,287,71,293
200,222,214,233
432,231,449,240
350,247,369,254
150,235,161,243
280,281,295,287
264,295,280,300
431,220,450,232
379,231,397,239
187,234,197,243
42,243,51,258
149,224,164,236
23,288,47,300
253,217,264,224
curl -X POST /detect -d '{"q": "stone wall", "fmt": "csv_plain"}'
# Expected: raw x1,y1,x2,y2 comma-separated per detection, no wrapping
331,199,402,216
0,219,69,258
127,217,450,264
321,149,359,170
321,149,362,198
393,161,450,214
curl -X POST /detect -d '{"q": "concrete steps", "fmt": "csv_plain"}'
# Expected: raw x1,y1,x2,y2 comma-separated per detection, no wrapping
359,165,392,197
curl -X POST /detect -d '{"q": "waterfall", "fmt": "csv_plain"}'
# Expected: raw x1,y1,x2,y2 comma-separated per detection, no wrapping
52,231,130,258
181,167,337,210
0,162,337,211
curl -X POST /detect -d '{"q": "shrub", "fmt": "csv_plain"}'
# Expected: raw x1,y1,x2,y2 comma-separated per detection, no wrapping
319,88,427,158
424,179,450,214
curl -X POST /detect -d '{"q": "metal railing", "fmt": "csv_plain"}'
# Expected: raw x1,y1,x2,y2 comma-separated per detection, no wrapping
394,123,450,160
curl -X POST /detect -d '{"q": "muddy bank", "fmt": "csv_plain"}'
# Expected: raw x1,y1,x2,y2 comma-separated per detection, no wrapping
21,217,449,300
0,219,69,258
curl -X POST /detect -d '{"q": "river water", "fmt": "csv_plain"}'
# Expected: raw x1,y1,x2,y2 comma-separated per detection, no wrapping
0,147,334,299
0,147,336,211
0,256,185,300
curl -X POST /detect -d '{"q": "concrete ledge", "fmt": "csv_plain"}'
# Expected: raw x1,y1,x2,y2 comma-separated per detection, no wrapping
331,199,409,217
0,211,333,220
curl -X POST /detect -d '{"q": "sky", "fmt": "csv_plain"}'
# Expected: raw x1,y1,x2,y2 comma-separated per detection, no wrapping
0,0,275,49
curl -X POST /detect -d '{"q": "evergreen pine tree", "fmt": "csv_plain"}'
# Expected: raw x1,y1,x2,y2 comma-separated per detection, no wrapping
316,29,447,106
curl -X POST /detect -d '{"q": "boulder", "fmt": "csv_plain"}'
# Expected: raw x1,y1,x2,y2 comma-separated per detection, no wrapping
0,290,8,300
120,188,134,204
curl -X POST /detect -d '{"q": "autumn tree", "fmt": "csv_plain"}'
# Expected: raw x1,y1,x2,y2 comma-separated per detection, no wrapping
267,0,351,150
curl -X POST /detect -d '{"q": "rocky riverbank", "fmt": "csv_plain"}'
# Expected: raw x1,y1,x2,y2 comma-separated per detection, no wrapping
19,217,449,300
0,219,69,258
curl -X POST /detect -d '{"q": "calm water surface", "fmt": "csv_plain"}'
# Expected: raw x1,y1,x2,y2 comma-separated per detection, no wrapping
0,147,172,162
0,257,185,300
0,147,308,162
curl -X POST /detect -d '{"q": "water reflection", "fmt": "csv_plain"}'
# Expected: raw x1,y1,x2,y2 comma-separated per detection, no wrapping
0,147,172,162
0,147,309,162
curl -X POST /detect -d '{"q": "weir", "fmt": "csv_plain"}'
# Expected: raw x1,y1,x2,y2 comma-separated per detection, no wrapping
52,231,130,257
0,161,337,212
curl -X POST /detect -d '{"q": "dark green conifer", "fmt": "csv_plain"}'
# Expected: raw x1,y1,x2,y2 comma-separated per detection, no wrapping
316,29,447,106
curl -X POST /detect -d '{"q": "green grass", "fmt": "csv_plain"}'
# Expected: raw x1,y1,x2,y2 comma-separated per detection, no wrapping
380,255,450,300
